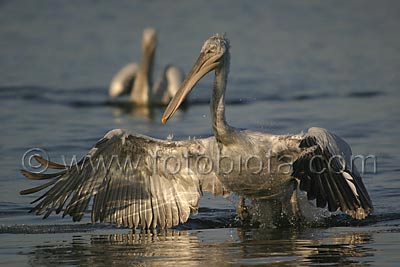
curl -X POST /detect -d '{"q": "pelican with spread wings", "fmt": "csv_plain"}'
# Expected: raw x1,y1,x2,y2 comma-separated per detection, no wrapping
21,34,373,228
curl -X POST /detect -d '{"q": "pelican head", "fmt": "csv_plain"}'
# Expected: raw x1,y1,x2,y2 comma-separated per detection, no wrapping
162,34,229,123
139,27,157,79
142,28,157,55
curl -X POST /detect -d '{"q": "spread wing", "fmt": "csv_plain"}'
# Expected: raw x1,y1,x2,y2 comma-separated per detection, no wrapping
20,129,226,228
293,127,373,219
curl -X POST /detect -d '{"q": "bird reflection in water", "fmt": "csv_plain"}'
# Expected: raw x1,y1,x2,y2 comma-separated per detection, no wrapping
26,228,373,266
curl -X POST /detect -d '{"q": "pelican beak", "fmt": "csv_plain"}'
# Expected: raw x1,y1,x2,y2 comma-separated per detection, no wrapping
162,52,222,123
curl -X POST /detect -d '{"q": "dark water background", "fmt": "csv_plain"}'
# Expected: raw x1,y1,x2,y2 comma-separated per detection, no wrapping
1,0,399,266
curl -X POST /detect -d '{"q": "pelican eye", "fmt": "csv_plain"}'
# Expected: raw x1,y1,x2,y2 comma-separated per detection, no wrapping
206,46,216,54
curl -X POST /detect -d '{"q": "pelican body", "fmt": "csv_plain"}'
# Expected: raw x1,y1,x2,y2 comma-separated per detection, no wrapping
20,34,373,229
109,28,184,106
162,34,373,222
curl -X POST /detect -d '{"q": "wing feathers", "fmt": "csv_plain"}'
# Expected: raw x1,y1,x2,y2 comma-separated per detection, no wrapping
19,130,218,228
293,127,373,219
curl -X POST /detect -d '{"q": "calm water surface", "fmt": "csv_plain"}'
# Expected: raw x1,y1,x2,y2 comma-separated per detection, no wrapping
1,1,399,266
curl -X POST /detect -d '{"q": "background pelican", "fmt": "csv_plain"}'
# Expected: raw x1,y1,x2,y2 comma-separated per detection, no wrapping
20,34,372,229
109,28,185,106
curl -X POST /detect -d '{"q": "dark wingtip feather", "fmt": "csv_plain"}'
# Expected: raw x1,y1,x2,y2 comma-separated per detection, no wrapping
21,169,65,180
19,179,57,195
43,208,55,219
33,155,66,169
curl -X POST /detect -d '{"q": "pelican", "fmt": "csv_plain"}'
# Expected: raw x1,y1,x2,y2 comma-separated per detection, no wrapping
20,34,373,229
109,28,185,105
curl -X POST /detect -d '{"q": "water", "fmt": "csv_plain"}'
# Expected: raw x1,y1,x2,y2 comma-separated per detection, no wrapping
1,0,400,266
